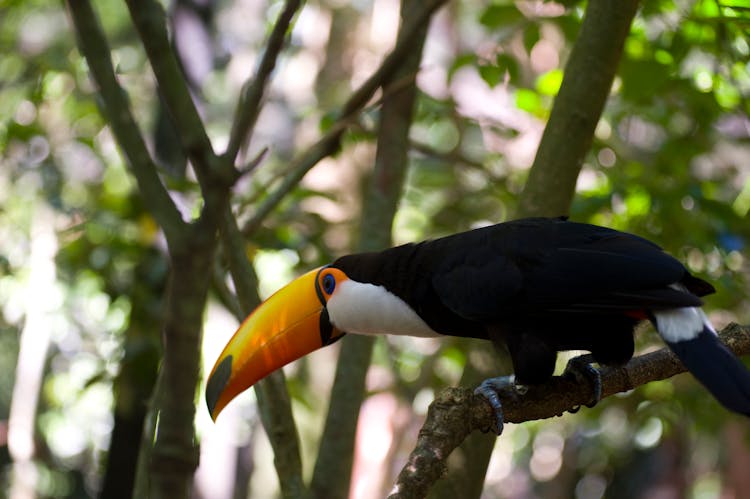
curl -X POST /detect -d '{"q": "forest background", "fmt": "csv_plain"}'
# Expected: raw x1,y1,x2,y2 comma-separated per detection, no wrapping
1,0,749,498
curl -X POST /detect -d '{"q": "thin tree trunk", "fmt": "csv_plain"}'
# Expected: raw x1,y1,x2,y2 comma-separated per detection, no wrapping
145,241,216,497
427,348,503,499
99,254,164,499
220,208,306,498
430,0,641,496
517,0,641,219
7,205,56,499
314,4,357,110
308,1,429,497
67,1,239,495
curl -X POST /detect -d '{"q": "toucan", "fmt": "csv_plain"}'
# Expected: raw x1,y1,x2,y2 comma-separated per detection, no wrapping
206,217,750,428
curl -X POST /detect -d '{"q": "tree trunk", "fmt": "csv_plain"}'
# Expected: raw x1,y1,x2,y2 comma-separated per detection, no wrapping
99,253,164,499
430,0,641,496
308,1,429,497
145,241,216,497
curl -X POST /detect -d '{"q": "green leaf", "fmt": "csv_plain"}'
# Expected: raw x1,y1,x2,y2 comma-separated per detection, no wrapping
319,111,337,132
477,54,520,88
497,53,520,83
536,69,563,96
625,187,651,216
448,53,476,82
479,64,503,88
619,59,672,102
479,5,523,29
522,23,540,54
713,76,740,109
515,88,541,114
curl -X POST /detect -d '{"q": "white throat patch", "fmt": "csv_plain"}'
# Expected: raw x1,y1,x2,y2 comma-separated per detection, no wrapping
326,280,440,338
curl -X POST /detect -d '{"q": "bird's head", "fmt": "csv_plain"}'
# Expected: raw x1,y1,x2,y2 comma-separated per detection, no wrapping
205,266,347,420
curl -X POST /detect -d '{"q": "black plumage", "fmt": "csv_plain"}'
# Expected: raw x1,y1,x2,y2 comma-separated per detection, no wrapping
205,216,750,423
333,217,714,385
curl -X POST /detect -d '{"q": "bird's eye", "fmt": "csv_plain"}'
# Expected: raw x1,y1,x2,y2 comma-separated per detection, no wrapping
322,273,336,295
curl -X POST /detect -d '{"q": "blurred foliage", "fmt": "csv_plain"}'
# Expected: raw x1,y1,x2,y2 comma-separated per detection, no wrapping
0,0,748,497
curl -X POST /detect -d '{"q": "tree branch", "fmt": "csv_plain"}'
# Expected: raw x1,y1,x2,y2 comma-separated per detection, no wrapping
65,0,185,246
224,0,303,163
306,2,431,496
123,0,237,188
389,324,750,498
241,0,447,237
516,0,640,218
219,207,305,499
431,2,642,495
69,2,242,496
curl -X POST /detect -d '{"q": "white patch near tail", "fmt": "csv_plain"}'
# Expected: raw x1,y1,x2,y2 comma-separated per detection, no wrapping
326,280,441,338
654,283,717,343
654,306,715,343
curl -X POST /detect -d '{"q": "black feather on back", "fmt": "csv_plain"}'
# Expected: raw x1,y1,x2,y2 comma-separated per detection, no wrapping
333,217,714,382
429,218,709,321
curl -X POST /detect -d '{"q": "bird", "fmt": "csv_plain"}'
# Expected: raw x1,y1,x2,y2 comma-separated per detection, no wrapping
205,217,750,430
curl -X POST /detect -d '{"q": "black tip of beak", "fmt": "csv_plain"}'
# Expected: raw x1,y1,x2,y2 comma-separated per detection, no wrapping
206,354,233,419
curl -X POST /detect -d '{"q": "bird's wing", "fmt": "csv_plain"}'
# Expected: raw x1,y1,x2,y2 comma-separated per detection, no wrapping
431,222,703,321
430,246,524,321
522,239,699,306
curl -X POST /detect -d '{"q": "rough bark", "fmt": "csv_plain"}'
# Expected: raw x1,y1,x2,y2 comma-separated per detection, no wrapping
428,1,642,496
225,0,303,162
147,244,215,497
428,334,509,499
390,324,750,498
220,208,305,498
66,1,240,496
517,0,641,219
307,2,430,497
241,0,447,238
99,255,164,499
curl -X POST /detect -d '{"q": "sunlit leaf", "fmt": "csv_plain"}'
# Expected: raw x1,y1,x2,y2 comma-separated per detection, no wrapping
536,69,563,96
515,88,541,114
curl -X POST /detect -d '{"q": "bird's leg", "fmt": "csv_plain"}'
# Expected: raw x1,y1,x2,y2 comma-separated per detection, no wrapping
563,353,602,412
475,375,527,435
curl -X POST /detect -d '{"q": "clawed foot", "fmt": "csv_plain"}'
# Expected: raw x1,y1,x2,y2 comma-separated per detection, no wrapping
477,355,603,431
564,354,602,412
475,375,528,435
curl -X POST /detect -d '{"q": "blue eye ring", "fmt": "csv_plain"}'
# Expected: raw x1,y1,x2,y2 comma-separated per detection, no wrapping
322,273,336,295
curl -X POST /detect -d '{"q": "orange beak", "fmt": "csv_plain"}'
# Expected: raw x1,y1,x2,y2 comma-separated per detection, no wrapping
206,267,342,420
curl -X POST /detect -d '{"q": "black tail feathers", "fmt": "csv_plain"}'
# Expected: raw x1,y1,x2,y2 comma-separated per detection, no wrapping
665,326,750,417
